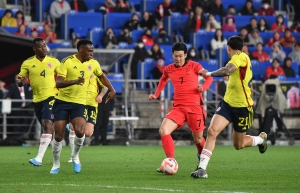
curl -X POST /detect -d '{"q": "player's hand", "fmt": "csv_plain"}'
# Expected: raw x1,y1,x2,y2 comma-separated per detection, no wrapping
75,77,85,85
199,69,208,76
105,90,116,103
198,84,203,92
96,95,103,103
149,94,157,101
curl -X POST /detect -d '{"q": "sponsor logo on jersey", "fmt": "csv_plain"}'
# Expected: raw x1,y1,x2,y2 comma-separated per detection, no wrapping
73,66,77,69
31,65,36,68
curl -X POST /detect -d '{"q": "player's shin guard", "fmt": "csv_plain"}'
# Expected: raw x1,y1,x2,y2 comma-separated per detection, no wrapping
35,134,52,162
69,131,75,156
52,140,62,169
195,138,206,155
161,134,174,158
72,135,85,164
198,149,212,170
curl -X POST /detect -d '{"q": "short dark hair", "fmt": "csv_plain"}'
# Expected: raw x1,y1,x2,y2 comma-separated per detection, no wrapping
32,37,44,47
172,42,187,54
227,36,244,51
77,39,93,51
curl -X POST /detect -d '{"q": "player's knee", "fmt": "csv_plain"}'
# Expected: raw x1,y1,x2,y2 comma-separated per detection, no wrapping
42,120,53,134
159,127,170,136
233,143,244,150
85,130,94,137
207,127,218,138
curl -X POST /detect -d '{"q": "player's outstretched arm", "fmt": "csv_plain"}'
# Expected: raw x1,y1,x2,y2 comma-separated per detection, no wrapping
98,73,116,103
96,86,108,103
199,64,237,77
56,76,84,88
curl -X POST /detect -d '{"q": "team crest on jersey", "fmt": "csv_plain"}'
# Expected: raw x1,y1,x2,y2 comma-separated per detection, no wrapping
186,68,190,75
216,107,221,111
87,64,92,71
47,63,52,68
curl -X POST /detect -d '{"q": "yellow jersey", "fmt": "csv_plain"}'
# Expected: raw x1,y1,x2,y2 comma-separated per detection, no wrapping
224,52,254,107
18,55,60,103
56,55,103,105
86,62,104,107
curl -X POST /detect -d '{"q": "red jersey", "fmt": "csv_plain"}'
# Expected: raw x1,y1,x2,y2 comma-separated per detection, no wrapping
154,60,213,106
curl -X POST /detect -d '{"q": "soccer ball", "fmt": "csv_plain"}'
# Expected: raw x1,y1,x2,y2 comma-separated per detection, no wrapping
160,158,178,175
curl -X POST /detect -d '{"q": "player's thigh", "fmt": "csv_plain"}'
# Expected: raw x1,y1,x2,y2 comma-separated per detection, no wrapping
85,122,95,137
232,130,247,149
185,105,206,132
69,103,87,121
208,114,231,137
53,120,68,140
52,99,70,122
159,118,179,135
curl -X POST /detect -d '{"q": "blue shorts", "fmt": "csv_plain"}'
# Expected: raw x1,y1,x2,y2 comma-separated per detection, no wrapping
52,99,87,122
33,96,55,124
215,100,254,133
86,105,97,125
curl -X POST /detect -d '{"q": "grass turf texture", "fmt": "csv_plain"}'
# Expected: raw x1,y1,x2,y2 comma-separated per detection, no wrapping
0,145,299,193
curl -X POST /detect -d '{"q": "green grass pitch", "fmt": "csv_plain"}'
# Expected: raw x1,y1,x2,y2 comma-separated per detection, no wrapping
0,145,299,193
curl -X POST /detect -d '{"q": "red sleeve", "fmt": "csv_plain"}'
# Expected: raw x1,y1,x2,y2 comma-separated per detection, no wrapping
154,69,169,98
201,76,213,91
265,66,272,78
271,23,277,31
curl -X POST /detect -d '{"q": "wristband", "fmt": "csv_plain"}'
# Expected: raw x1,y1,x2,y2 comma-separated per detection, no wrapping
205,72,212,76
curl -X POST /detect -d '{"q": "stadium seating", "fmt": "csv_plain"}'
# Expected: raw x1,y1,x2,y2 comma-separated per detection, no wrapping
61,11,103,39
131,29,159,42
105,13,133,29
86,27,105,48
137,58,156,88
107,73,124,94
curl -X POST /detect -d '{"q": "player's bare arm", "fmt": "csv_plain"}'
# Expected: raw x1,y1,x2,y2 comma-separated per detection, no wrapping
16,76,28,87
199,64,237,77
96,86,108,103
56,76,85,88
98,73,116,103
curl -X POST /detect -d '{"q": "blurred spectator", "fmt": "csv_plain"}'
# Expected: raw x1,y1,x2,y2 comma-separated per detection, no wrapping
282,57,296,77
70,0,88,12
192,0,213,14
30,28,39,39
258,18,271,32
217,76,228,98
39,24,57,43
290,21,300,33
227,5,236,16
139,11,156,30
102,28,118,48
257,0,275,16
151,58,166,79
248,29,263,46
155,28,173,45
123,13,139,31
265,58,285,79
244,17,258,33
269,42,286,62
266,31,281,47
141,29,155,46
176,0,192,14
238,27,250,45
0,79,8,99
187,47,201,60
1,9,17,27
15,10,26,26
148,43,164,60
185,6,206,41
210,29,227,58
288,42,300,64
280,29,296,48
210,0,226,17
240,0,256,15
206,14,221,32
271,14,287,33
131,39,149,79
14,24,29,37
251,42,269,62
99,0,116,14
222,15,236,32
115,0,130,12
118,27,133,44
242,45,251,56
154,0,176,28
50,0,71,37
72,37,80,48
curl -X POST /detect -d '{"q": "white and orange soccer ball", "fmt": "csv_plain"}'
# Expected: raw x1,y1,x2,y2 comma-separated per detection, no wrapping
160,158,178,175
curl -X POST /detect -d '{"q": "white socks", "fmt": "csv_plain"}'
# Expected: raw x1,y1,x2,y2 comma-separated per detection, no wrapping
249,135,264,146
72,135,85,164
35,134,52,162
198,149,212,170
51,140,62,169
69,131,75,158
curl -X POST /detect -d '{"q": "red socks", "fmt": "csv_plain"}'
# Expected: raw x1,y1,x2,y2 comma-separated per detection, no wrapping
161,134,174,158
195,137,206,154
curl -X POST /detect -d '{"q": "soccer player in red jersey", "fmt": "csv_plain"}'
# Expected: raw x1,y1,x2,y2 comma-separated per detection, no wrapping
149,42,213,173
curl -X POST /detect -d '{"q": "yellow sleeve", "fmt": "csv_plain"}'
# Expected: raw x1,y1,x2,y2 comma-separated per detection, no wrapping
58,59,69,77
93,60,103,77
18,61,29,77
96,78,104,88
227,54,245,68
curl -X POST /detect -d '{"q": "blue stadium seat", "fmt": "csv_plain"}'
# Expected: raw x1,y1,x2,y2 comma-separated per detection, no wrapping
137,58,156,88
107,73,124,94
105,13,132,29
259,32,274,44
72,0,105,11
86,28,105,48
131,29,159,43
1,27,18,34
190,31,215,51
198,60,219,72
222,32,238,39
35,0,52,21
252,61,270,80
61,11,103,39
160,45,173,64
47,41,72,50
0,9,6,17
163,13,189,35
